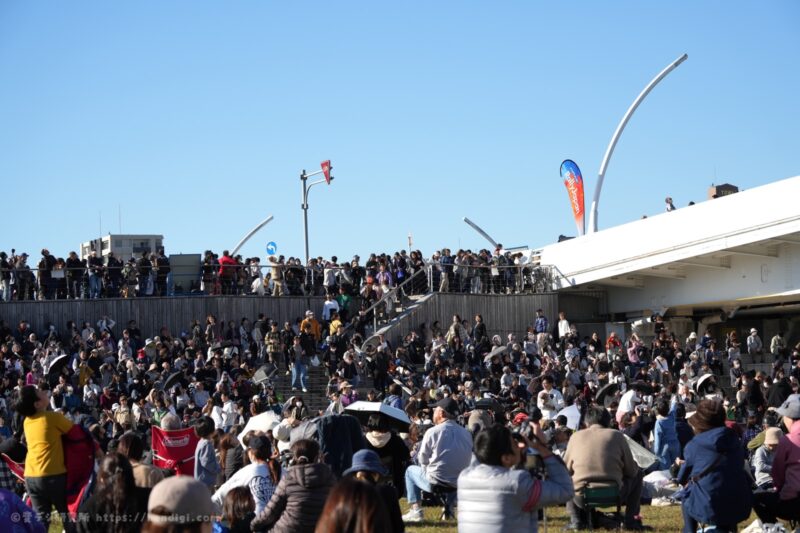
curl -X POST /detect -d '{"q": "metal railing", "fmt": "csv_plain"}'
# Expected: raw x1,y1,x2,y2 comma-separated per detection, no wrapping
0,260,557,302
361,268,428,333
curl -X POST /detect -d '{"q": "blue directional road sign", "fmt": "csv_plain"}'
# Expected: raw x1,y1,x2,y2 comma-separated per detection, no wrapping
266,242,278,255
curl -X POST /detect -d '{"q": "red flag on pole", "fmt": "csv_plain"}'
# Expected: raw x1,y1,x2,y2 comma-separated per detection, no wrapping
321,160,332,184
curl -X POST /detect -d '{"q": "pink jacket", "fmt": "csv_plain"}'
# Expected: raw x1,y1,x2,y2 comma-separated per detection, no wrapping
772,419,800,500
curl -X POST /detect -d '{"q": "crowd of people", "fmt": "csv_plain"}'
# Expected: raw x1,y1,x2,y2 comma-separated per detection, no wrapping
0,245,551,301
0,302,799,532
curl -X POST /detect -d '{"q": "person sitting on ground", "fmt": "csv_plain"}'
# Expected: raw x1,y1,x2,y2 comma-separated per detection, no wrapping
342,449,405,533
676,399,752,532
142,476,216,533
213,486,256,533
753,394,800,525
250,438,335,533
117,431,164,489
364,414,410,491
563,405,648,531
402,397,473,523
212,435,279,515
457,423,573,533
313,477,390,533
753,427,782,490
77,452,147,533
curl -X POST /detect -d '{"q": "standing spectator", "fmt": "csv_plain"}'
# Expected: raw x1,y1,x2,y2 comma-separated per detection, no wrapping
218,251,237,295
289,336,309,393
677,399,752,532
136,252,152,297
15,385,74,531
771,331,787,359
364,414,409,491
557,311,571,354
87,250,104,299
652,398,681,471
534,309,549,353
665,196,676,212
193,416,221,492
250,439,335,533
155,249,170,296
0,252,11,302
38,248,56,300
747,328,764,363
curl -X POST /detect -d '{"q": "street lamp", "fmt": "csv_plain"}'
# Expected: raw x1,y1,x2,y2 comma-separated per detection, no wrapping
587,53,688,233
300,160,334,264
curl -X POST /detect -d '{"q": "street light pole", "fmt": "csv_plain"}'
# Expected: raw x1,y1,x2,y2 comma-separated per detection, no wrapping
587,53,688,233
300,163,333,264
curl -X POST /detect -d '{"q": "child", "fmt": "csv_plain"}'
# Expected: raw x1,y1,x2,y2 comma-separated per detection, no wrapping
213,486,255,533
193,415,221,492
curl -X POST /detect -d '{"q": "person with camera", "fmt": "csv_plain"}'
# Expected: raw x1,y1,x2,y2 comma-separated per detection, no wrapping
457,423,573,532
536,374,564,420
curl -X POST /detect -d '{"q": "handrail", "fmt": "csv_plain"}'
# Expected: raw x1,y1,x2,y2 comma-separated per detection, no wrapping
362,267,428,333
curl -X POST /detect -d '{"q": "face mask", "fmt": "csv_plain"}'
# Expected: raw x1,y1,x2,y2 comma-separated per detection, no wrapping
296,402,303,408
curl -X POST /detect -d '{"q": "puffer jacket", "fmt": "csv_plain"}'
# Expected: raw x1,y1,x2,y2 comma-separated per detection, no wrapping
250,462,335,533
677,426,752,527
457,455,574,533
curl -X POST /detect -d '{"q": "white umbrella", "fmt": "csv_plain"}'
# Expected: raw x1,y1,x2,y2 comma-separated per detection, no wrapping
557,404,581,430
237,411,280,449
344,401,411,432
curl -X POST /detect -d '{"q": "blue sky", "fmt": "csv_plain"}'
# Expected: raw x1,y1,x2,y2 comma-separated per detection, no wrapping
1,2,798,261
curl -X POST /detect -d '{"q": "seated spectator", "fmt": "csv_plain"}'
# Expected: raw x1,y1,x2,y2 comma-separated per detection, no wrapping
342,449,404,533
364,414,410,491
250,439,334,532
458,424,573,532
402,397,472,523
313,477,390,533
753,427,782,490
0,487,45,533
214,486,255,533
212,435,279,515
753,394,800,525
142,476,216,533
77,452,147,533
677,399,752,532
117,431,164,489
563,405,647,530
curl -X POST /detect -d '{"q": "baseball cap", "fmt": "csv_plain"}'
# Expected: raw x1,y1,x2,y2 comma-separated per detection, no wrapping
147,476,214,524
776,394,800,420
432,397,460,417
247,436,269,451
764,427,782,445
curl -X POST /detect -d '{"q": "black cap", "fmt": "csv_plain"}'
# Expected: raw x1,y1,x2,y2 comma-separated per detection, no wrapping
247,436,268,451
432,397,460,417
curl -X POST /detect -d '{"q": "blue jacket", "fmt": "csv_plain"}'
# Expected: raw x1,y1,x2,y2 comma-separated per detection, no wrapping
653,403,681,470
677,426,752,527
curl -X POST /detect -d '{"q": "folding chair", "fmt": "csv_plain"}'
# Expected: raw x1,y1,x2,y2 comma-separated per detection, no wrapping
582,483,622,532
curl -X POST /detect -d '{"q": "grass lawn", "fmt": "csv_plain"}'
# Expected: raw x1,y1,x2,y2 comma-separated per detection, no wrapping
402,501,749,533
49,501,761,532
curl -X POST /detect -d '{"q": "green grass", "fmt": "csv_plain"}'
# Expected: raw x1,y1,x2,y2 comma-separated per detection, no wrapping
401,501,752,533
49,501,761,533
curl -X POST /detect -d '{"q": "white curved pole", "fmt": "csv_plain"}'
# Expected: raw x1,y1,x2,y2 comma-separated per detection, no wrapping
588,53,688,233
463,217,499,248
230,215,274,256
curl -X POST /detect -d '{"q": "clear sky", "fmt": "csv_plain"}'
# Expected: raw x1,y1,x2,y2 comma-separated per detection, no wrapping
1,2,798,262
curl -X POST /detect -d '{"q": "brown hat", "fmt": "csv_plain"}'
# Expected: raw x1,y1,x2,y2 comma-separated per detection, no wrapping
688,399,726,434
